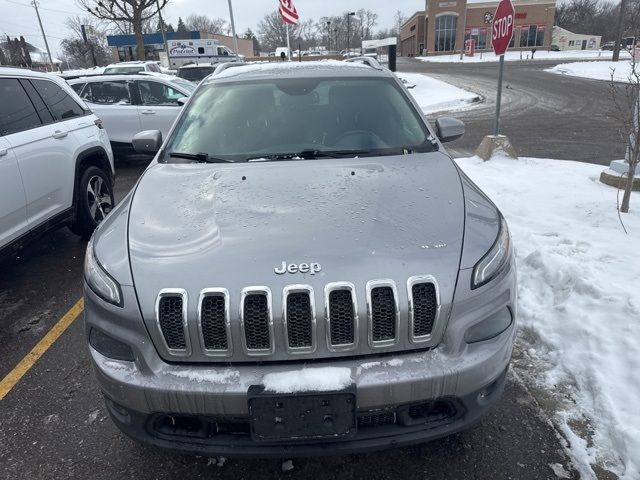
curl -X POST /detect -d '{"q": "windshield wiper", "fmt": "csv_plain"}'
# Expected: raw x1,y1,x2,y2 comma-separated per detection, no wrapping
247,149,371,162
168,152,234,163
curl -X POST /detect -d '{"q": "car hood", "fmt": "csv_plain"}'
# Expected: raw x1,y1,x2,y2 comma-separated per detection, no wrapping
128,153,465,327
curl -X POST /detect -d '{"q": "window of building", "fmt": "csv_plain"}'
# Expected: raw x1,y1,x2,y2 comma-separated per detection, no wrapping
465,28,489,49
520,25,545,47
435,14,458,52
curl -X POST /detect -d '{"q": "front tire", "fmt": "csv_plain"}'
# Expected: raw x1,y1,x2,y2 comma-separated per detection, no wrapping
69,166,115,238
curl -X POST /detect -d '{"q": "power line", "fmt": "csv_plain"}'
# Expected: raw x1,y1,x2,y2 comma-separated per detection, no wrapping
1,0,78,16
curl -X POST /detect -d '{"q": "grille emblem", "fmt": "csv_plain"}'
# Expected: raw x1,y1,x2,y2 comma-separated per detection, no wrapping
274,261,322,275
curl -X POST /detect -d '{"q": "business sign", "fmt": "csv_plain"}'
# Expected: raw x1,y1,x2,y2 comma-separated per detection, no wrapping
169,44,197,56
439,1,457,7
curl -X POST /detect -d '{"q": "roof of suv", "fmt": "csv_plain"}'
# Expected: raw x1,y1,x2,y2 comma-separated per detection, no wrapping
204,59,392,84
66,72,178,83
0,66,59,79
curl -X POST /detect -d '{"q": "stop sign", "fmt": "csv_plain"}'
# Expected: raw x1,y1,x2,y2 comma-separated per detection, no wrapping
491,0,515,56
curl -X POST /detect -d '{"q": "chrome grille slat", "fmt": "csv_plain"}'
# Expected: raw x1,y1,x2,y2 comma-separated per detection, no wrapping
325,282,358,351
240,287,274,355
283,285,316,354
197,288,232,356
408,275,441,343
155,289,190,356
366,280,399,348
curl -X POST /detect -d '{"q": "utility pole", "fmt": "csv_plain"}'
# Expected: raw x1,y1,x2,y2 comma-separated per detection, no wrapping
156,0,170,66
326,21,331,51
347,11,355,56
81,25,97,67
31,1,54,70
612,0,628,62
227,0,240,61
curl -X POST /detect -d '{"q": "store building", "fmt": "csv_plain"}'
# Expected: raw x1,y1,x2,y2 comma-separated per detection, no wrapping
400,0,556,56
552,26,601,51
106,31,253,62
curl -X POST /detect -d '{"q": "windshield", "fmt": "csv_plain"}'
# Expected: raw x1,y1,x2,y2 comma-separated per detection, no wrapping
171,78,197,92
104,66,144,74
178,67,215,82
164,77,432,162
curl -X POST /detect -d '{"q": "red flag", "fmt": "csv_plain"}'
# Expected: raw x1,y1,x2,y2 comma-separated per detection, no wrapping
279,0,299,25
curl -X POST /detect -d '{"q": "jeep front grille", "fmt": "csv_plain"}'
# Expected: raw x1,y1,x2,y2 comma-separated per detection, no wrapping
154,276,441,359
326,283,358,350
408,276,440,342
240,288,273,355
156,289,190,355
283,286,315,353
198,289,231,355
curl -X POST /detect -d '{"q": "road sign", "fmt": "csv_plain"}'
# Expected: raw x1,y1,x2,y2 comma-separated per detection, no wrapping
491,0,515,56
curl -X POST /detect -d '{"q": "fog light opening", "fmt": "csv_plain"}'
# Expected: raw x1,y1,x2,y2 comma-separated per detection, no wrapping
89,327,135,361
464,307,513,344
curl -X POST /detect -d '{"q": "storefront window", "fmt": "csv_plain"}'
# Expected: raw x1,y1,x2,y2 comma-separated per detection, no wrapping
435,15,458,52
465,28,488,49
520,25,545,47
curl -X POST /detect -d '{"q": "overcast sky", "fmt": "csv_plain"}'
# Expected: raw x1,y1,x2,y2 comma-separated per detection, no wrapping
1,0,419,59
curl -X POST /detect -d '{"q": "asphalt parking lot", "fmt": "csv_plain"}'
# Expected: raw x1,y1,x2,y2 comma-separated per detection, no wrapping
1,59,621,479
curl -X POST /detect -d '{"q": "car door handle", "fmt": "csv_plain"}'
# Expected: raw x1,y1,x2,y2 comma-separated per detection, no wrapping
52,130,68,139
140,110,156,115
0,148,7,157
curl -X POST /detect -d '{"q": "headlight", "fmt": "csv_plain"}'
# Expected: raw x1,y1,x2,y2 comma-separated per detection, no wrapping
84,236,122,307
472,216,511,289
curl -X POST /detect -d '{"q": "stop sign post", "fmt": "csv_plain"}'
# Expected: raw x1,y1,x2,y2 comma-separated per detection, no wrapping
491,0,515,135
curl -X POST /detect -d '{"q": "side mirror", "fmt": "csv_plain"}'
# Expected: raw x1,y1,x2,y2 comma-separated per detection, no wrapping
435,117,465,143
177,97,188,106
132,130,162,154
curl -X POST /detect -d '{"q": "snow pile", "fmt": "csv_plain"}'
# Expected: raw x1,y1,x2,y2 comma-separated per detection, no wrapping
456,154,639,478
168,368,240,384
547,60,636,83
397,72,480,114
417,49,631,64
209,59,369,80
54,66,106,77
262,367,352,393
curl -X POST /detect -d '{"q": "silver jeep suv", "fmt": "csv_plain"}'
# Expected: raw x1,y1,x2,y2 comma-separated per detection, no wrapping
83,59,516,456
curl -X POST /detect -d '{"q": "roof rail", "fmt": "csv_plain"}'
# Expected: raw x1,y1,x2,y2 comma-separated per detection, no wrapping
344,56,383,70
212,61,247,77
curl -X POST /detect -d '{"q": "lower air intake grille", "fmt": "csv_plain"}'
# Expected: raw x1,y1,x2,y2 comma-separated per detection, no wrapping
243,293,270,350
158,296,186,350
329,289,355,346
201,295,228,350
412,283,437,337
358,411,396,428
286,292,313,348
371,286,397,342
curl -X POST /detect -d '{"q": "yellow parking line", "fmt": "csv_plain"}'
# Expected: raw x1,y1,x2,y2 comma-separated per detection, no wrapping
0,298,84,401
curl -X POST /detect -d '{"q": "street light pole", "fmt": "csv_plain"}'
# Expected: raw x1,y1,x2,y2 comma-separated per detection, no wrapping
326,21,331,51
347,12,355,56
156,0,170,66
227,0,240,61
31,1,54,70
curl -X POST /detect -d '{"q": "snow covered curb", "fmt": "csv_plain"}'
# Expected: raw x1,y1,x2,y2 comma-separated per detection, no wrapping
456,155,639,479
417,50,631,64
397,72,481,114
547,60,636,83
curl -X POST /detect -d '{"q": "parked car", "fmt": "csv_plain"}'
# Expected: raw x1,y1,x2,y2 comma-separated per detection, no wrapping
103,61,162,75
177,63,216,83
0,67,114,255
67,74,195,155
601,42,616,51
84,58,516,457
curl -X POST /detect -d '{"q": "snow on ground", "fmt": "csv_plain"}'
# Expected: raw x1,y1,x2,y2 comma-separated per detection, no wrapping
547,60,636,83
456,154,639,479
417,49,632,63
262,367,352,393
397,72,480,114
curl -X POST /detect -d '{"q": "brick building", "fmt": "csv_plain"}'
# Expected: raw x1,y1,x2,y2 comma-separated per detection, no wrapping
400,0,556,56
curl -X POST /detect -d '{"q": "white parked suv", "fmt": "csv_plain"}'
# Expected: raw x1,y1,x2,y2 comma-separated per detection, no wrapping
68,74,195,155
103,61,162,74
0,67,115,255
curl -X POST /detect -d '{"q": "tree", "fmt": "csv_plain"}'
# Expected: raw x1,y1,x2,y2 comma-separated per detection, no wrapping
79,0,168,60
356,9,378,41
394,10,407,37
19,36,32,67
0,44,7,65
244,28,261,55
257,10,301,52
185,14,228,34
176,16,190,39
61,37,110,68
